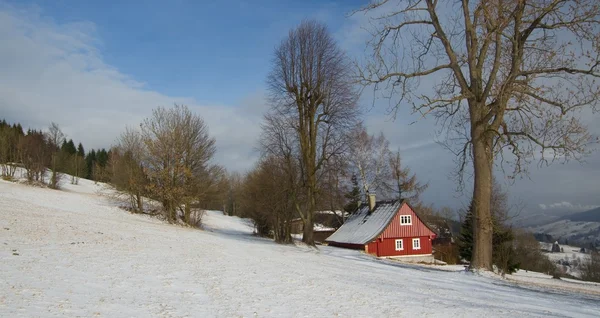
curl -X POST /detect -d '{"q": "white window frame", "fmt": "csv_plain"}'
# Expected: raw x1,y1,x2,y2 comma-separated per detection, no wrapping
395,239,404,251
400,215,412,225
412,238,421,250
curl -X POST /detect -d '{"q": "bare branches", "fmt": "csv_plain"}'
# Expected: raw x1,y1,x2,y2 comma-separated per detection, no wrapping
347,125,391,198
358,0,600,178
266,20,359,245
357,0,600,270
140,104,217,223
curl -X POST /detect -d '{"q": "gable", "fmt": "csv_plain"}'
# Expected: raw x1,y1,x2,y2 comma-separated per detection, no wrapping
325,201,401,245
378,203,437,240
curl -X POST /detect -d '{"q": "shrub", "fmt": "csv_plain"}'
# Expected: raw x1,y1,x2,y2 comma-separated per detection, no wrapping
580,251,600,283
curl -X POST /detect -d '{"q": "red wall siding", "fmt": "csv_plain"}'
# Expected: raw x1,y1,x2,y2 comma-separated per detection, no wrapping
366,242,378,256
364,203,436,257
371,236,433,257
379,204,436,239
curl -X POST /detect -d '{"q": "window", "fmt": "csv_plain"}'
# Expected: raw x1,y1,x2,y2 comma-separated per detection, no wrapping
395,239,403,251
400,215,412,225
412,238,421,250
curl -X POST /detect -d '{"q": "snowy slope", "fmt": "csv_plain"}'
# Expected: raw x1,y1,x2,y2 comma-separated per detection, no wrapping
1,180,600,317
530,219,600,248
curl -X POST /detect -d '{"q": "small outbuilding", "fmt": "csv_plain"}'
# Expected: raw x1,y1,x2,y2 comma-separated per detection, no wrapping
326,195,437,261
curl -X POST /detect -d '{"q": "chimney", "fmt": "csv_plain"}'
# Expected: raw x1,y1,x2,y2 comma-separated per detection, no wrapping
368,193,376,212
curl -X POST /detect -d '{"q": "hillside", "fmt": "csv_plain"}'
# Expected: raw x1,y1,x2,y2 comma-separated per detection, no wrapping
530,220,600,248
1,179,600,317
524,207,600,248
562,207,600,222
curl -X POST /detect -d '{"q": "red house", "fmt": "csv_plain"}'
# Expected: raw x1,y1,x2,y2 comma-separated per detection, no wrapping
326,196,437,261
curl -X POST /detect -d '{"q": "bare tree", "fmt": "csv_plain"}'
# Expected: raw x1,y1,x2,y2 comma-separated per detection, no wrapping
319,154,350,221
267,20,359,245
112,127,147,213
46,122,65,189
581,251,600,283
347,125,391,199
385,149,428,204
241,155,297,243
356,0,600,270
141,104,216,223
0,123,21,179
18,132,48,183
224,171,244,216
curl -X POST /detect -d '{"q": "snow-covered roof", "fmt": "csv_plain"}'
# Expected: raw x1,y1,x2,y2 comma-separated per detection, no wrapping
314,223,336,231
325,200,403,245
315,210,349,217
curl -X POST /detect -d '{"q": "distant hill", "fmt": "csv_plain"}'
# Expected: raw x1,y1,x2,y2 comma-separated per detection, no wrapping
561,207,600,222
529,216,600,249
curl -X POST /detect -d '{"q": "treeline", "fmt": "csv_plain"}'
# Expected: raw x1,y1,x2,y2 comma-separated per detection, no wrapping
1,109,230,226
223,21,429,245
0,119,111,187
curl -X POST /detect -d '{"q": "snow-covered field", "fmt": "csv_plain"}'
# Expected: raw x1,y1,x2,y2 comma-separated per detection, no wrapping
538,242,592,278
1,179,600,317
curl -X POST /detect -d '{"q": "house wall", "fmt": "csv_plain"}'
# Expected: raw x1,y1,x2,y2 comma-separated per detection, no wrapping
366,236,433,257
379,204,436,239
363,203,436,257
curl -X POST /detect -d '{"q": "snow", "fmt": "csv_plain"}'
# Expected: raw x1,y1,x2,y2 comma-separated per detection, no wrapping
326,200,401,245
315,210,348,217
533,220,600,238
539,243,592,278
313,223,336,231
1,179,600,317
505,270,600,296
531,220,600,247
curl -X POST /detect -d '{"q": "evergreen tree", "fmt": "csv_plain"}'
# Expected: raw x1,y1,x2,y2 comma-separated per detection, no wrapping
97,149,108,168
459,197,519,274
77,143,85,157
458,205,475,262
85,149,96,179
62,139,77,155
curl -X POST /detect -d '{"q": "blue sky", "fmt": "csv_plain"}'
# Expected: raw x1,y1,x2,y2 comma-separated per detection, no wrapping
1,0,599,218
23,0,362,105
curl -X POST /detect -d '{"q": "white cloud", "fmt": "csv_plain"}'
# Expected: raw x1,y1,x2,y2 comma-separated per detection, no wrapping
2,2,599,214
538,202,598,212
0,3,262,172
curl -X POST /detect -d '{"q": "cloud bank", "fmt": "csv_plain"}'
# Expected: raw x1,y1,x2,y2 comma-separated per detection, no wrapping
538,202,599,213
0,3,263,172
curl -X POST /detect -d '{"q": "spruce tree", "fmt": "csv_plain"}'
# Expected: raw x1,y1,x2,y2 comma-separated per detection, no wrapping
77,143,85,157
97,149,108,168
458,204,474,262
85,149,96,179
61,140,68,153
458,199,519,273
62,139,76,155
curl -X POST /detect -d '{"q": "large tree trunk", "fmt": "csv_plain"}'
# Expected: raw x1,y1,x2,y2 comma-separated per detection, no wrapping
302,187,315,245
471,125,494,270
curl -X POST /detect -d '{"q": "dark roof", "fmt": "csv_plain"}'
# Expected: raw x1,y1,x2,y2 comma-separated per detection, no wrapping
325,200,404,245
